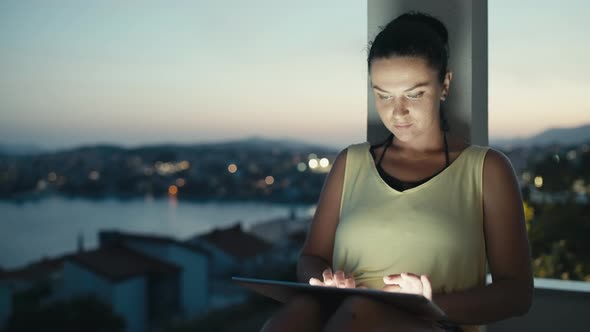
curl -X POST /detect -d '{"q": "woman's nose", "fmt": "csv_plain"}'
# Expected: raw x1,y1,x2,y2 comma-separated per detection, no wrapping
390,99,408,116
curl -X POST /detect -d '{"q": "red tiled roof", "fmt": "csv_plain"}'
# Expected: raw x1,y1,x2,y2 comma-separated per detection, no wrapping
195,223,273,259
68,245,180,283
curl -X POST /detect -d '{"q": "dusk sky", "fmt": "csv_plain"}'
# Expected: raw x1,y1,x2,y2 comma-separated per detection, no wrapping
1,1,589,150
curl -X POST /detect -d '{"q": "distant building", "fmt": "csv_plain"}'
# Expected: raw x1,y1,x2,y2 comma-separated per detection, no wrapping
0,254,69,293
0,230,211,332
0,254,71,330
249,215,310,264
58,245,181,332
186,223,278,309
249,215,310,247
98,230,210,320
187,223,274,277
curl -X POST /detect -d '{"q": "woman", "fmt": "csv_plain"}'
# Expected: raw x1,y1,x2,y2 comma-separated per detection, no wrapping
261,11,532,332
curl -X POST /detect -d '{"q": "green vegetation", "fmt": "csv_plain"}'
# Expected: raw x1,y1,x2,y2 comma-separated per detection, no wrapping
3,287,125,332
525,200,590,281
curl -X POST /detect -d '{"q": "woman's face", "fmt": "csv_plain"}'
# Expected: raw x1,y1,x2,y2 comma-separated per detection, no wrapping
370,56,451,144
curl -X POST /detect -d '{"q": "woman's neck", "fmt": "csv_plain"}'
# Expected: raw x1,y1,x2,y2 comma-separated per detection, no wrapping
391,131,447,157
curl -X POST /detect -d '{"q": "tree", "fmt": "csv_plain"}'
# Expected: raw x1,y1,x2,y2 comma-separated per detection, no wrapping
3,294,125,332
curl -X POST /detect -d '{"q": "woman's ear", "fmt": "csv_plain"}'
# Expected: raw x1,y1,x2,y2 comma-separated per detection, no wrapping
441,71,453,101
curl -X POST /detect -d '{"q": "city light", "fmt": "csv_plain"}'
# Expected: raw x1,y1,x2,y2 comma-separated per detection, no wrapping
522,171,531,183
176,178,186,187
573,179,586,194
168,185,178,196
308,159,318,169
297,162,307,172
48,172,57,182
567,150,577,160
534,176,543,188
155,161,191,175
179,160,190,170
36,180,47,191
308,153,318,160
265,176,275,185
228,163,238,173
88,171,100,181
319,158,329,168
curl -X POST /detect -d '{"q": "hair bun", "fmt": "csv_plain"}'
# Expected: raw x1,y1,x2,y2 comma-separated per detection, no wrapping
392,11,448,45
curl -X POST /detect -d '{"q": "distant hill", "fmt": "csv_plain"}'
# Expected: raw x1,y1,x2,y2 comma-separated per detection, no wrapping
0,144,45,156
491,124,590,148
0,137,338,158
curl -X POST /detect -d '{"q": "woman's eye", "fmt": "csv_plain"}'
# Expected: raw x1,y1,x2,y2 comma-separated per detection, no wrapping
407,92,424,99
378,94,392,100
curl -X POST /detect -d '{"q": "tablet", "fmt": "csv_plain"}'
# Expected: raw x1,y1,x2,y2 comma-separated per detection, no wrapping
232,276,447,320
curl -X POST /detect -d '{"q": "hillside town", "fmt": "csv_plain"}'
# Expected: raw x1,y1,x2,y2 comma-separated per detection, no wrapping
0,213,311,332
2,138,590,331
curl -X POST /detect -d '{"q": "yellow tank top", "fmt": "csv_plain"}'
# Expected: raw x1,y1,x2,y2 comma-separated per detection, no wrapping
332,142,489,332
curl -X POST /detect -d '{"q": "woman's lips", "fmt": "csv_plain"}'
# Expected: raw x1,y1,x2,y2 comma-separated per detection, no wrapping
394,123,412,129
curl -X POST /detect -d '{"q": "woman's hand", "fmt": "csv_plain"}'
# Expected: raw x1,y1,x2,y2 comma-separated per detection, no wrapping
309,268,366,288
382,272,433,301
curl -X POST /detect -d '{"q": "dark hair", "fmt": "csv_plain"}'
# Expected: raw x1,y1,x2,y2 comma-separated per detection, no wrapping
367,11,449,84
368,11,451,132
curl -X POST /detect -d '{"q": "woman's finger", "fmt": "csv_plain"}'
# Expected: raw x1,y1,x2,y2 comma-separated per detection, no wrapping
309,278,324,286
421,275,433,300
382,284,401,292
323,268,334,286
344,277,355,289
383,274,402,284
401,272,423,294
334,271,346,287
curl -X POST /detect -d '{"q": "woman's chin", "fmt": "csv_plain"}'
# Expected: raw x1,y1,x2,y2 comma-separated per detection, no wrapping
390,131,413,141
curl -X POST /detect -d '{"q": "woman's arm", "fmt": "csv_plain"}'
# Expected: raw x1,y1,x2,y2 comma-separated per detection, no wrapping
434,149,533,325
296,254,331,283
296,148,348,283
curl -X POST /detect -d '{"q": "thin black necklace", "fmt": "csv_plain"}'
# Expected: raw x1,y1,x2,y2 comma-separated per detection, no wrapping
377,132,450,169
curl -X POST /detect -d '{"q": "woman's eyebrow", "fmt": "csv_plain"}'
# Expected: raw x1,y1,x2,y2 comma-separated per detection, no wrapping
372,82,430,93
404,82,429,92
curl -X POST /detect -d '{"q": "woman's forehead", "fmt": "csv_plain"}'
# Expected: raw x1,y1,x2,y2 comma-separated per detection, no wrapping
370,56,437,88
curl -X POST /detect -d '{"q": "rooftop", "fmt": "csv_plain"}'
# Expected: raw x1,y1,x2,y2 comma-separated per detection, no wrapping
69,245,180,282
193,223,273,259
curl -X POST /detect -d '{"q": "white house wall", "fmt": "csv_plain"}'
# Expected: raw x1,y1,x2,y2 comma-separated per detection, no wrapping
188,239,235,276
112,276,147,332
167,246,208,318
123,240,209,318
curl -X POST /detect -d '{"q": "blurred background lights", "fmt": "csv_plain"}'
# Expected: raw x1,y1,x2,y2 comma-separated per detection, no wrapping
228,163,238,173
534,176,544,188
319,158,329,168
168,185,178,196
297,162,307,172
264,176,274,185
48,172,57,182
308,159,318,169
88,171,100,181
